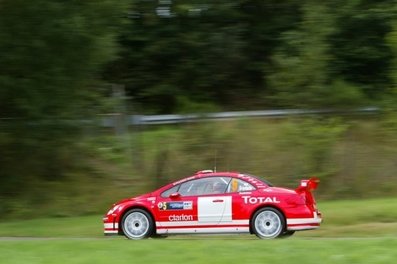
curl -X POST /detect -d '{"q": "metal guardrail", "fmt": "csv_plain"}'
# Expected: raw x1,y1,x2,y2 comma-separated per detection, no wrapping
101,107,379,127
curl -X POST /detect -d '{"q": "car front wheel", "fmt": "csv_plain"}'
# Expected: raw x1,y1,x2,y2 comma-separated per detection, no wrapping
121,209,154,240
252,207,285,239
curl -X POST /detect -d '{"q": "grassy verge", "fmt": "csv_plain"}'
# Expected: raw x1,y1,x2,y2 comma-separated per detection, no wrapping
317,198,397,225
1,198,396,264
0,215,102,238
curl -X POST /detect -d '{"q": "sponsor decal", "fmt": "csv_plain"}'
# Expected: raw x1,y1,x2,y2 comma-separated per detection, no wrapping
183,201,193,210
242,196,280,204
168,202,184,210
159,201,193,210
239,185,254,191
168,214,193,221
237,174,268,188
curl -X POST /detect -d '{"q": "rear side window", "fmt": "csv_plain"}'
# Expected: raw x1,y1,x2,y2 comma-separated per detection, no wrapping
226,178,256,193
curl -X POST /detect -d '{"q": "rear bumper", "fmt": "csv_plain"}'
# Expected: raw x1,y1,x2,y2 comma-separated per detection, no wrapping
286,211,322,231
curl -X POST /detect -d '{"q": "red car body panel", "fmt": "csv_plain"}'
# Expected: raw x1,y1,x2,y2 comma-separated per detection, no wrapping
103,171,322,236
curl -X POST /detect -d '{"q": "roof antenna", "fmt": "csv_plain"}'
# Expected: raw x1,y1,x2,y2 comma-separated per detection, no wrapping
214,149,217,173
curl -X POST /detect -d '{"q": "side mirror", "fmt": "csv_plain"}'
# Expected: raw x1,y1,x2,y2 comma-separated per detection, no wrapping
169,192,181,199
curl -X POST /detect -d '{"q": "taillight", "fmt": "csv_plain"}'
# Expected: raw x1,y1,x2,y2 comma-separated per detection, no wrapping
286,195,306,206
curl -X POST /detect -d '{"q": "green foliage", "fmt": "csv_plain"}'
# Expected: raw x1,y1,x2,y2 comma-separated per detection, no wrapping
0,0,128,200
1,116,397,218
267,0,396,108
105,0,302,113
134,118,397,198
386,20,397,107
327,80,367,108
1,0,397,221
279,118,347,180
0,0,127,119
330,0,395,98
268,2,367,109
176,96,220,114
100,0,397,112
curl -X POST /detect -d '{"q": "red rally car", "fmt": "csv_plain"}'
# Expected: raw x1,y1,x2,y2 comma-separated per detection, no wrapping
103,170,322,239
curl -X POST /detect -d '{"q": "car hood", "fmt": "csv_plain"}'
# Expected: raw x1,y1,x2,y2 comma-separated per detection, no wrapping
114,193,153,206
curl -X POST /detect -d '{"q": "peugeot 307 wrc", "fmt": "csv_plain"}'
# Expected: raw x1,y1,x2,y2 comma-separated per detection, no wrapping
103,170,322,239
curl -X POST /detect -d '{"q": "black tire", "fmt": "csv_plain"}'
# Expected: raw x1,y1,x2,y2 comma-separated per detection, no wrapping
251,207,285,239
121,209,154,240
278,230,295,239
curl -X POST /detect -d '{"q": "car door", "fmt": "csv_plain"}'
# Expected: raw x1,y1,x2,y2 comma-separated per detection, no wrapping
197,195,232,223
155,177,232,233
193,177,232,224
155,184,197,226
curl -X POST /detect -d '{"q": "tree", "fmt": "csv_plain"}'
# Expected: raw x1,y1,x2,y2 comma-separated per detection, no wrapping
104,0,302,113
267,1,338,108
0,0,127,195
330,0,395,100
0,0,127,119
387,20,397,101
267,1,373,109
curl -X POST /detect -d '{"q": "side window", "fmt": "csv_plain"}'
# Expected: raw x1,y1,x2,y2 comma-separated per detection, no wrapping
227,178,256,193
161,185,179,198
179,177,231,196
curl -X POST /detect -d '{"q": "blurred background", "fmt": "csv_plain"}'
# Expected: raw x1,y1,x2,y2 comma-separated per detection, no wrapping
0,0,396,220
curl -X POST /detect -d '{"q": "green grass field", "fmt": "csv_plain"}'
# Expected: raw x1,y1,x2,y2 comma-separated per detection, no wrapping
1,238,397,264
0,198,396,264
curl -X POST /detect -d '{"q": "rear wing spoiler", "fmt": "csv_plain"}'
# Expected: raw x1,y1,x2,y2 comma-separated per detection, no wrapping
295,177,320,193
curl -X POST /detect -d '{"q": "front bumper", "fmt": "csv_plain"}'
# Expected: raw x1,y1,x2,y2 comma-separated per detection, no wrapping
103,215,119,236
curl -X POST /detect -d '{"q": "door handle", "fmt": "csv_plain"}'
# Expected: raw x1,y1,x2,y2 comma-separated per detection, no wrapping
212,199,224,203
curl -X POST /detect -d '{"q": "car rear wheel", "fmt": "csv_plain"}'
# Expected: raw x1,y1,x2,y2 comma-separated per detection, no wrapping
252,207,285,239
121,209,153,240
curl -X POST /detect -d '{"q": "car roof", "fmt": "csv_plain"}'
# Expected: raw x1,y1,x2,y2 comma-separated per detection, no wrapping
166,170,271,189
